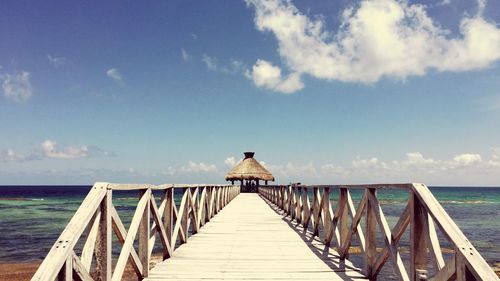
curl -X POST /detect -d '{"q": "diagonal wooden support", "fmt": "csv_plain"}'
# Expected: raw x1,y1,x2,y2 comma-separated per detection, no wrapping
427,212,445,271
331,188,348,249
80,208,100,271
72,252,93,281
372,203,410,277
310,187,320,236
197,187,207,227
148,192,168,261
188,187,200,234
368,190,409,281
339,191,367,259
112,188,150,281
110,206,143,278
149,194,173,259
171,189,189,249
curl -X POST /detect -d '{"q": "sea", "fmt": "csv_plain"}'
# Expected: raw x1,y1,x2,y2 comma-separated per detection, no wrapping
0,185,499,272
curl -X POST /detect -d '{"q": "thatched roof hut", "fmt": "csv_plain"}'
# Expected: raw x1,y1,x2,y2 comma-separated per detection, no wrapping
225,152,274,182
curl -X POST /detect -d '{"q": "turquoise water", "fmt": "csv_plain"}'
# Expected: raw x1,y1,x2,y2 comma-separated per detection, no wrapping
0,186,499,269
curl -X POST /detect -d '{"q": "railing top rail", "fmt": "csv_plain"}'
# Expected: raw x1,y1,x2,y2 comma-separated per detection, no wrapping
106,182,236,190
263,183,416,189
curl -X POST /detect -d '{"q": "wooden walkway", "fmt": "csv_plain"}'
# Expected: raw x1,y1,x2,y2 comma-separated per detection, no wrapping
144,193,366,281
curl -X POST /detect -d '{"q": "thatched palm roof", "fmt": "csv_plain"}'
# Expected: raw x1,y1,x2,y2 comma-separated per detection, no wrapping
225,152,275,182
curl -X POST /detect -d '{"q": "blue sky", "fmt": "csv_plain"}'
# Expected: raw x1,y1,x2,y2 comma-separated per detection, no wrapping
1,0,499,185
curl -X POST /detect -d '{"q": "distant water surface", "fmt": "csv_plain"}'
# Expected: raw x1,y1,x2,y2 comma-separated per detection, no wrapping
0,185,499,269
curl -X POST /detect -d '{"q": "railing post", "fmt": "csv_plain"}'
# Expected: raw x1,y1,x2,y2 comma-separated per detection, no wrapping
364,188,376,278
410,192,428,281
208,186,214,220
95,188,112,281
296,186,302,224
139,188,151,278
281,186,286,210
181,188,189,243
312,187,320,236
164,187,174,251
205,187,210,221
302,187,310,228
323,187,334,246
215,187,220,214
339,188,349,252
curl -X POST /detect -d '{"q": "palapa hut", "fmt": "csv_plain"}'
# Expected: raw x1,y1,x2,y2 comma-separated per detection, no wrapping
225,152,274,192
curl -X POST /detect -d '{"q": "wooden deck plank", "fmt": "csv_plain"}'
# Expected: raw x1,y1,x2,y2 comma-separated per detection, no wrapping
144,193,366,281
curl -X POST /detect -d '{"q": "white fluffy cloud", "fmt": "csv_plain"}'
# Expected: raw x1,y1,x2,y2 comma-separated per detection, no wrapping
248,59,303,93
452,153,482,166
245,0,500,93
405,152,437,165
106,68,124,85
1,71,32,102
40,140,90,159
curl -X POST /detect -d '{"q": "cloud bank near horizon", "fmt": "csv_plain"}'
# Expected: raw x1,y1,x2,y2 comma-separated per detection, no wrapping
3,149,498,186
1,140,112,162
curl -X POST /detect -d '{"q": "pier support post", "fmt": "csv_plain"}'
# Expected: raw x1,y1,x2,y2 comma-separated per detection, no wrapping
95,188,112,281
139,189,150,278
339,188,349,254
164,187,174,258
364,189,376,278
312,187,320,237
410,193,428,281
296,186,302,224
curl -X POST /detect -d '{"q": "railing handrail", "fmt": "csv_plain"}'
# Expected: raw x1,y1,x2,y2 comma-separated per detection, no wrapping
107,182,235,190
268,183,415,189
259,183,499,281
31,182,240,281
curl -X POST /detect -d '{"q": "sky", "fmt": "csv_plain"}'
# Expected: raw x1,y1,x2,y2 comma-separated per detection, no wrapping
0,0,499,186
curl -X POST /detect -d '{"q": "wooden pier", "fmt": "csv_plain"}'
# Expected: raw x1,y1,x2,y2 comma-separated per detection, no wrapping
31,183,499,281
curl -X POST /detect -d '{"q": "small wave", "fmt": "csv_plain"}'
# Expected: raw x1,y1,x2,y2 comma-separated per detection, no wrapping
441,200,493,204
31,198,45,201
115,197,139,201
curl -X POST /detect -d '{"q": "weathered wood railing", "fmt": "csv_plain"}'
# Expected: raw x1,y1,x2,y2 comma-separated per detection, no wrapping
31,183,240,281
259,183,498,281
